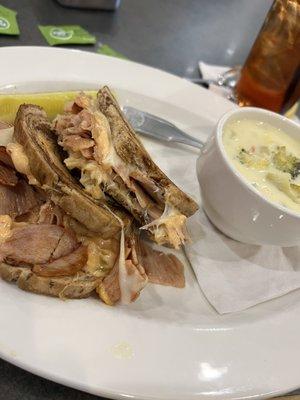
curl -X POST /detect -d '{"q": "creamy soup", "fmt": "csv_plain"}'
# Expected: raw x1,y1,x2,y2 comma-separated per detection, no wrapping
223,118,300,213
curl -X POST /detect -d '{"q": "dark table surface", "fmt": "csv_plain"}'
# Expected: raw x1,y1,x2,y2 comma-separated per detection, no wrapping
0,1,298,399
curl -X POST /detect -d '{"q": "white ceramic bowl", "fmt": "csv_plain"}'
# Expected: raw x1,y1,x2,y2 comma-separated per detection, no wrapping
197,107,300,246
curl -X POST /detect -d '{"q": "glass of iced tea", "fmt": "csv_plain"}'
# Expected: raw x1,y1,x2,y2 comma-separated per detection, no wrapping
235,0,300,114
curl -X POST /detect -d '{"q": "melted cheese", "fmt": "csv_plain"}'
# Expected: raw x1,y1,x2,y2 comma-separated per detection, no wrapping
104,206,131,304
0,215,12,244
65,153,108,199
83,237,119,277
64,106,133,187
223,119,300,213
118,226,130,304
0,127,14,145
141,204,187,249
103,206,146,305
91,110,133,185
92,111,112,164
6,143,39,185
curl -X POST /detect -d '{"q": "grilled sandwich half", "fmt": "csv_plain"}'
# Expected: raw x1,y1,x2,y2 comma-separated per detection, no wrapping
1,104,147,304
13,104,126,238
0,102,187,304
53,86,198,248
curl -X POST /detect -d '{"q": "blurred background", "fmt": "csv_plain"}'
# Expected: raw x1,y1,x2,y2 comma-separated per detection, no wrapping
0,0,273,79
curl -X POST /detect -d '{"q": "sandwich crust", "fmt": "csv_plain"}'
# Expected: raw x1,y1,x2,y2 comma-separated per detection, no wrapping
97,86,199,217
0,263,100,299
14,104,122,238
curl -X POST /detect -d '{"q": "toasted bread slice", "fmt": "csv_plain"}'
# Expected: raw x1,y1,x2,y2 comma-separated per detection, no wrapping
13,104,125,238
0,263,100,299
97,86,198,218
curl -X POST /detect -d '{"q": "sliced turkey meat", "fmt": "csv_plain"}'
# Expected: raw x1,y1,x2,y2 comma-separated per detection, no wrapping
0,147,18,187
52,228,78,259
33,245,87,277
0,146,15,169
139,241,185,288
54,99,95,158
0,149,41,218
38,201,64,226
130,170,165,206
0,122,14,144
0,224,78,266
15,205,41,224
0,179,40,218
97,231,148,305
61,135,94,154
0,163,18,186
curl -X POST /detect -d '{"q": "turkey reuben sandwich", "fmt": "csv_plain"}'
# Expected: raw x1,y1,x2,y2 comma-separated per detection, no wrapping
0,86,198,305
53,87,198,248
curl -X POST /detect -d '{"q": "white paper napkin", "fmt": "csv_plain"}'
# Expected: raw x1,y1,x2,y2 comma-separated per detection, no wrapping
185,209,300,314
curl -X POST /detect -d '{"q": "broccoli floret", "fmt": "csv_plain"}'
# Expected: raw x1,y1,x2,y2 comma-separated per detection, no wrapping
237,148,269,170
292,163,300,179
272,146,300,179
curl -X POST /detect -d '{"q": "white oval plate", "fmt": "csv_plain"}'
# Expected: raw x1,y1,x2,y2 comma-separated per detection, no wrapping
0,47,299,400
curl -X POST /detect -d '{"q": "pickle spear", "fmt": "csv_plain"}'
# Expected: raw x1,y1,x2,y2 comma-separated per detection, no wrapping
0,90,97,123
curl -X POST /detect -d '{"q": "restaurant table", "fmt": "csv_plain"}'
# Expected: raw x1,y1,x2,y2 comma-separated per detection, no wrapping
0,0,299,399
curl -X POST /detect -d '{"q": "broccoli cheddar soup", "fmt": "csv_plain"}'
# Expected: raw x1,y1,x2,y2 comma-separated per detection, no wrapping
223,118,300,213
